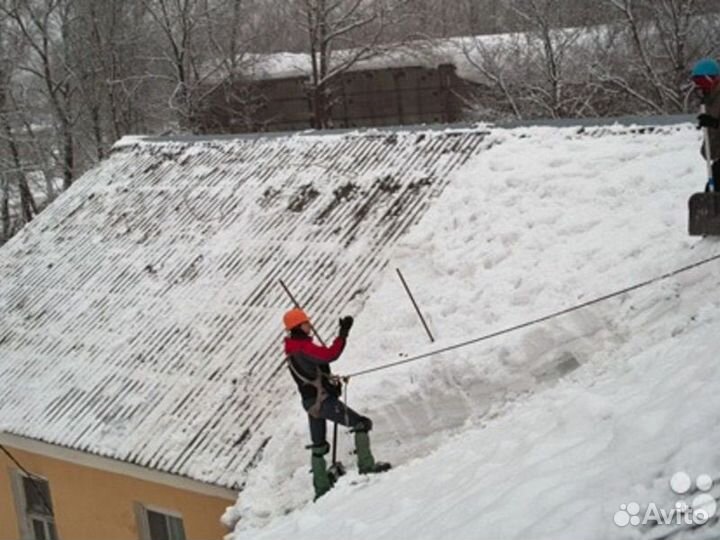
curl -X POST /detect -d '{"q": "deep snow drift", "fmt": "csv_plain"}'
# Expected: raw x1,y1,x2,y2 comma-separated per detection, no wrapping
226,123,720,539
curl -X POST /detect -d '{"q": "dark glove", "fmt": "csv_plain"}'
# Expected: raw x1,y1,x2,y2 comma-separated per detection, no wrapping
338,316,353,338
698,113,719,129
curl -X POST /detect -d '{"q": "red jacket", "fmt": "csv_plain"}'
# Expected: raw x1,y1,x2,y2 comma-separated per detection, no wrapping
285,332,345,403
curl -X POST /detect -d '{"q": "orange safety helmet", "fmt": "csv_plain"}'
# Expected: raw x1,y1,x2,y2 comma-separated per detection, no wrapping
283,308,310,330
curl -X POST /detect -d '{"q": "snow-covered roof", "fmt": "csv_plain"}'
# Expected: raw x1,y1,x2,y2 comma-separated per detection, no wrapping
222,119,716,534
239,15,720,86
0,126,489,489
242,42,466,82
238,27,598,84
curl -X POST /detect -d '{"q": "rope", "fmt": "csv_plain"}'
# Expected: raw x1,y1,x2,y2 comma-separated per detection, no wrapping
0,444,54,516
346,251,720,378
343,377,350,428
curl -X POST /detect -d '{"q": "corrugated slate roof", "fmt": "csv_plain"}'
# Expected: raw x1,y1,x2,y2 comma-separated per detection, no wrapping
0,127,488,489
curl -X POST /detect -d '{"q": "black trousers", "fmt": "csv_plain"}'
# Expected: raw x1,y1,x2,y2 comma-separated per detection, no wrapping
307,396,372,446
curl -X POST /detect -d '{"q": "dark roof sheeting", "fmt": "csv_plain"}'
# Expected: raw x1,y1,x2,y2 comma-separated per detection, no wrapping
0,127,488,488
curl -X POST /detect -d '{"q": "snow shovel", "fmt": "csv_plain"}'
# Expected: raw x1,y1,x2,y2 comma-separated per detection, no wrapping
688,104,720,236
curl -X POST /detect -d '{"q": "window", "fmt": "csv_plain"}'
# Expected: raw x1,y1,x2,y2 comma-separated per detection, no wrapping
135,505,186,540
10,472,58,540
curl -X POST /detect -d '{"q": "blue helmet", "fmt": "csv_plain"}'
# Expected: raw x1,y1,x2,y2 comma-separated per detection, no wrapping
692,58,720,78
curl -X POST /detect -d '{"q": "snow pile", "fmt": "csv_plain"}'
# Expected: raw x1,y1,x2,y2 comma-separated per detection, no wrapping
227,122,720,539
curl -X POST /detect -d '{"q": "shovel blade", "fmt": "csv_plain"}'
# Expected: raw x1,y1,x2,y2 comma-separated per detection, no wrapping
689,192,720,236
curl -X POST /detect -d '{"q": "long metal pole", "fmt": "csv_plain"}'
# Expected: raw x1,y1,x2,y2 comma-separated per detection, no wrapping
396,268,435,342
702,103,715,192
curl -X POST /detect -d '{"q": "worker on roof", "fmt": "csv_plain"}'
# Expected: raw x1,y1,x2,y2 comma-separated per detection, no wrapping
692,58,720,191
283,308,390,499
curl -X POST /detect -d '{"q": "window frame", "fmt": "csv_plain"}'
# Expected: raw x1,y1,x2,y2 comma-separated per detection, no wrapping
9,468,58,540
134,503,187,540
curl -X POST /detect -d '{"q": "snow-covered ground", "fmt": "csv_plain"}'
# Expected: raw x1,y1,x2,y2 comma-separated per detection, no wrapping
226,123,720,539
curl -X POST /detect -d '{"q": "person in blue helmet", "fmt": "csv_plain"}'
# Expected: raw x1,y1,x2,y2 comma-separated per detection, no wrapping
691,58,720,190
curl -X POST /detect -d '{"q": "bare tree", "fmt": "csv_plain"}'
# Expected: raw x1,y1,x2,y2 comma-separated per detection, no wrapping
0,0,171,244
461,0,720,120
189,0,269,132
70,0,122,159
508,0,586,118
139,0,200,126
65,0,169,158
288,0,412,128
461,0,592,120
139,0,261,130
462,34,526,120
0,0,83,189
0,7,41,240
592,0,720,114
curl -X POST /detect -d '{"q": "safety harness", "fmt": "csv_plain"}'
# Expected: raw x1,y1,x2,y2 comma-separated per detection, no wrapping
285,356,339,417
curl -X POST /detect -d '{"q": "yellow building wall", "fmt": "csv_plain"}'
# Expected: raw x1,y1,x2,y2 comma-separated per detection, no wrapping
0,446,234,540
